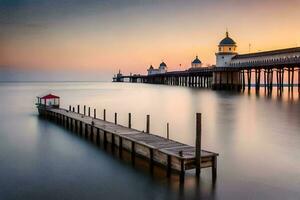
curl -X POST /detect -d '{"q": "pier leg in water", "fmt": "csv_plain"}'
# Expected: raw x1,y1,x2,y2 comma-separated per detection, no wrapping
119,137,123,158
196,113,202,177
131,141,135,165
167,155,171,177
212,156,217,182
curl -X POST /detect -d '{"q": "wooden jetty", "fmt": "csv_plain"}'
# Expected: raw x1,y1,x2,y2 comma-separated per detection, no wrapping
36,95,218,180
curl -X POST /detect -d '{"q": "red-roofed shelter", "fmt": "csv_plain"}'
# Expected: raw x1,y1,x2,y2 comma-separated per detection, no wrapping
37,93,60,108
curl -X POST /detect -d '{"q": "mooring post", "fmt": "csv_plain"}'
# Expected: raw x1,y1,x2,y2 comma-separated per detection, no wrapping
103,109,106,121
84,105,86,115
128,113,131,128
69,105,71,111
196,113,202,177
77,105,80,113
167,123,169,139
114,112,117,124
88,107,91,117
212,156,217,181
94,109,96,118
146,115,150,133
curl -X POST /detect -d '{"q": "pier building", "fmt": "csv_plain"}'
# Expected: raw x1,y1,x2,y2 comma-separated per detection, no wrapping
147,62,168,75
191,56,202,68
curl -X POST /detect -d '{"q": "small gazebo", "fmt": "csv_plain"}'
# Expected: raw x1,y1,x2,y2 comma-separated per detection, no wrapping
37,94,60,108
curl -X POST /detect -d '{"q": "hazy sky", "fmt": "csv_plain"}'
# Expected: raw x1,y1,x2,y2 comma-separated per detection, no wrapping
1,0,300,81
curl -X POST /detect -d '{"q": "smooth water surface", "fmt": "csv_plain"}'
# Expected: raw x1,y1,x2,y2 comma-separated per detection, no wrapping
0,82,299,200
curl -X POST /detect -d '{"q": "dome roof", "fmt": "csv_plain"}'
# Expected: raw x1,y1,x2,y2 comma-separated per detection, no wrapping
159,62,167,67
192,56,202,64
219,31,236,46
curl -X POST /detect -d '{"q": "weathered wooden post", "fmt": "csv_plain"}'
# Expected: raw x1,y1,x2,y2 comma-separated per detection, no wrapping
88,107,91,117
69,105,71,111
146,115,150,133
84,105,86,115
103,109,106,121
94,109,96,118
77,105,80,113
128,113,131,128
196,113,202,177
114,112,117,124
167,123,169,139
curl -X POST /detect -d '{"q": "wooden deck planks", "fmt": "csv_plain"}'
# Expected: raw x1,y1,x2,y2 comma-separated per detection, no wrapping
50,108,218,160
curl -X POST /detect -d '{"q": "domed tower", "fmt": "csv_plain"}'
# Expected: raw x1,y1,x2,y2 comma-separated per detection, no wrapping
191,56,202,68
159,61,167,73
215,31,237,67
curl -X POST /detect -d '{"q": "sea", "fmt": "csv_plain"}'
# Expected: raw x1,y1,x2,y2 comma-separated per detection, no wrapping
0,82,299,200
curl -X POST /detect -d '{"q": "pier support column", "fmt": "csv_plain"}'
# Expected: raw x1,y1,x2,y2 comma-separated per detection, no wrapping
212,156,217,181
196,113,202,177
291,67,294,91
247,69,251,90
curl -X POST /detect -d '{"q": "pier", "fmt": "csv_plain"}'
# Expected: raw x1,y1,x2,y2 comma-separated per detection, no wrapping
36,97,218,180
113,40,300,93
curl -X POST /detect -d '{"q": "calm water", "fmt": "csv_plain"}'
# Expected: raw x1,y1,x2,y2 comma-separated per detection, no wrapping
0,82,299,200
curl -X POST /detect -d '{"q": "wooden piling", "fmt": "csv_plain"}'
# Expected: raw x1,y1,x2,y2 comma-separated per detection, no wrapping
146,115,150,133
88,107,91,117
167,155,171,177
103,109,106,121
94,109,96,118
77,105,80,113
167,123,169,139
119,137,123,158
291,67,294,90
114,112,117,124
84,105,86,115
128,113,131,128
212,156,217,181
196,113,202,177
69,105,71,111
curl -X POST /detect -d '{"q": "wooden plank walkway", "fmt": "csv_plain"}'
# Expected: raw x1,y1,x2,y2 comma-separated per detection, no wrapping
37,105,218,179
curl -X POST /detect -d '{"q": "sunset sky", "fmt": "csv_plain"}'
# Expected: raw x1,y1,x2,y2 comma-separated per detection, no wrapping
1,0,300,81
